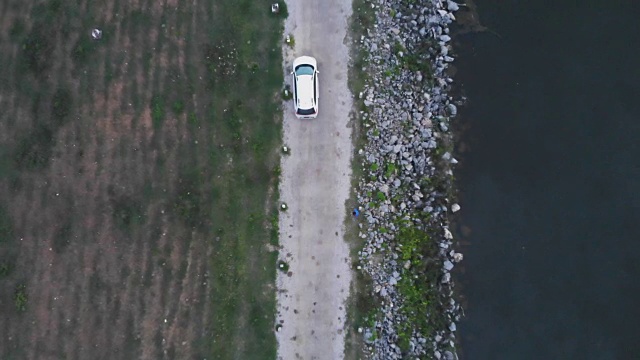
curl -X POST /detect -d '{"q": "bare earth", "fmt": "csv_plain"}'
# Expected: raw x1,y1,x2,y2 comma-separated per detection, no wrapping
276,0,355,359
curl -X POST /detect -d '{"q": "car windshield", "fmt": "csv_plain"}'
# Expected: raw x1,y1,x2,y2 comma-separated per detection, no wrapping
295,65,314,76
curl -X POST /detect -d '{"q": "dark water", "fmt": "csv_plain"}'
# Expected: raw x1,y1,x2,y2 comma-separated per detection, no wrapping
454,1,640,359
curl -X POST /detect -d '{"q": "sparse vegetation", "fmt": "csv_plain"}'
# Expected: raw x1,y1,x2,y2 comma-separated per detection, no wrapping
0,207,13,243
0,262,13,277
14,284,28,312
0,0,287,358
150,95,165,129
395,223,445,344
172,99,185,114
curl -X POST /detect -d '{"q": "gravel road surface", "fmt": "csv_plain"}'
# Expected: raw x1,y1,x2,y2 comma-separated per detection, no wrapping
276,0,355,359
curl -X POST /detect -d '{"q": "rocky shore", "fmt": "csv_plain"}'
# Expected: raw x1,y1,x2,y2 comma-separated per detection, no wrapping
354,0,464,359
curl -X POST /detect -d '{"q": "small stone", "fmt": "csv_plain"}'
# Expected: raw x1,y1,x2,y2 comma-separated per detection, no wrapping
453,252,464,263
451,203,461,212
447,1,460,12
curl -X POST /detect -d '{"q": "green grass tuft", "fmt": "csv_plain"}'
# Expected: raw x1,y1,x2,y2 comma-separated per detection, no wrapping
14,284,28,312
150,95,166,129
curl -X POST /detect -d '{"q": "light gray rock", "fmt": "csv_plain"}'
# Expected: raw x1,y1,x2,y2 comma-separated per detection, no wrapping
441,272,451,284
443,260,454,271
451,203,460,212
447,1,460,12
444,228,453,240
448,103,458,115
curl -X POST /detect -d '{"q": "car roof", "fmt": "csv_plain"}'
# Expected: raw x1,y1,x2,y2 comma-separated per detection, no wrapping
296,74,315,110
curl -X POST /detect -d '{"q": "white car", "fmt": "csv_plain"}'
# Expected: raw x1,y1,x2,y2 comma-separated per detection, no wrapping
291,56,319,119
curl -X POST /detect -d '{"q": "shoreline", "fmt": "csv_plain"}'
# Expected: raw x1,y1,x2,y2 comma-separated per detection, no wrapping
351,0,464,358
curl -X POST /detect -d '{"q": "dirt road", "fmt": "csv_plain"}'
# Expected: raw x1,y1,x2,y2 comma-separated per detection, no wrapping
276,0,355,359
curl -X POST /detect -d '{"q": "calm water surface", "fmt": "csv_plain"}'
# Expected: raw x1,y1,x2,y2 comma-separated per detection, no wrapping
454,1,640,359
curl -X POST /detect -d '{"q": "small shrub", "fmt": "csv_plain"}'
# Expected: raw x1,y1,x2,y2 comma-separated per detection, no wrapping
285,34,295,48
21,26,55,75
370,163,379,171
277,260,289,273
9,19,26,42
172,99,185,114
375,191,386,201
0,207,13,243
14,284,28,312
271,1,289,18
51,88,73,127
150,95,165,128
13,126,55,170
282,84,293,100
72,35,96,67
0,262,13,277
384,163,397,178
188,112,199,125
